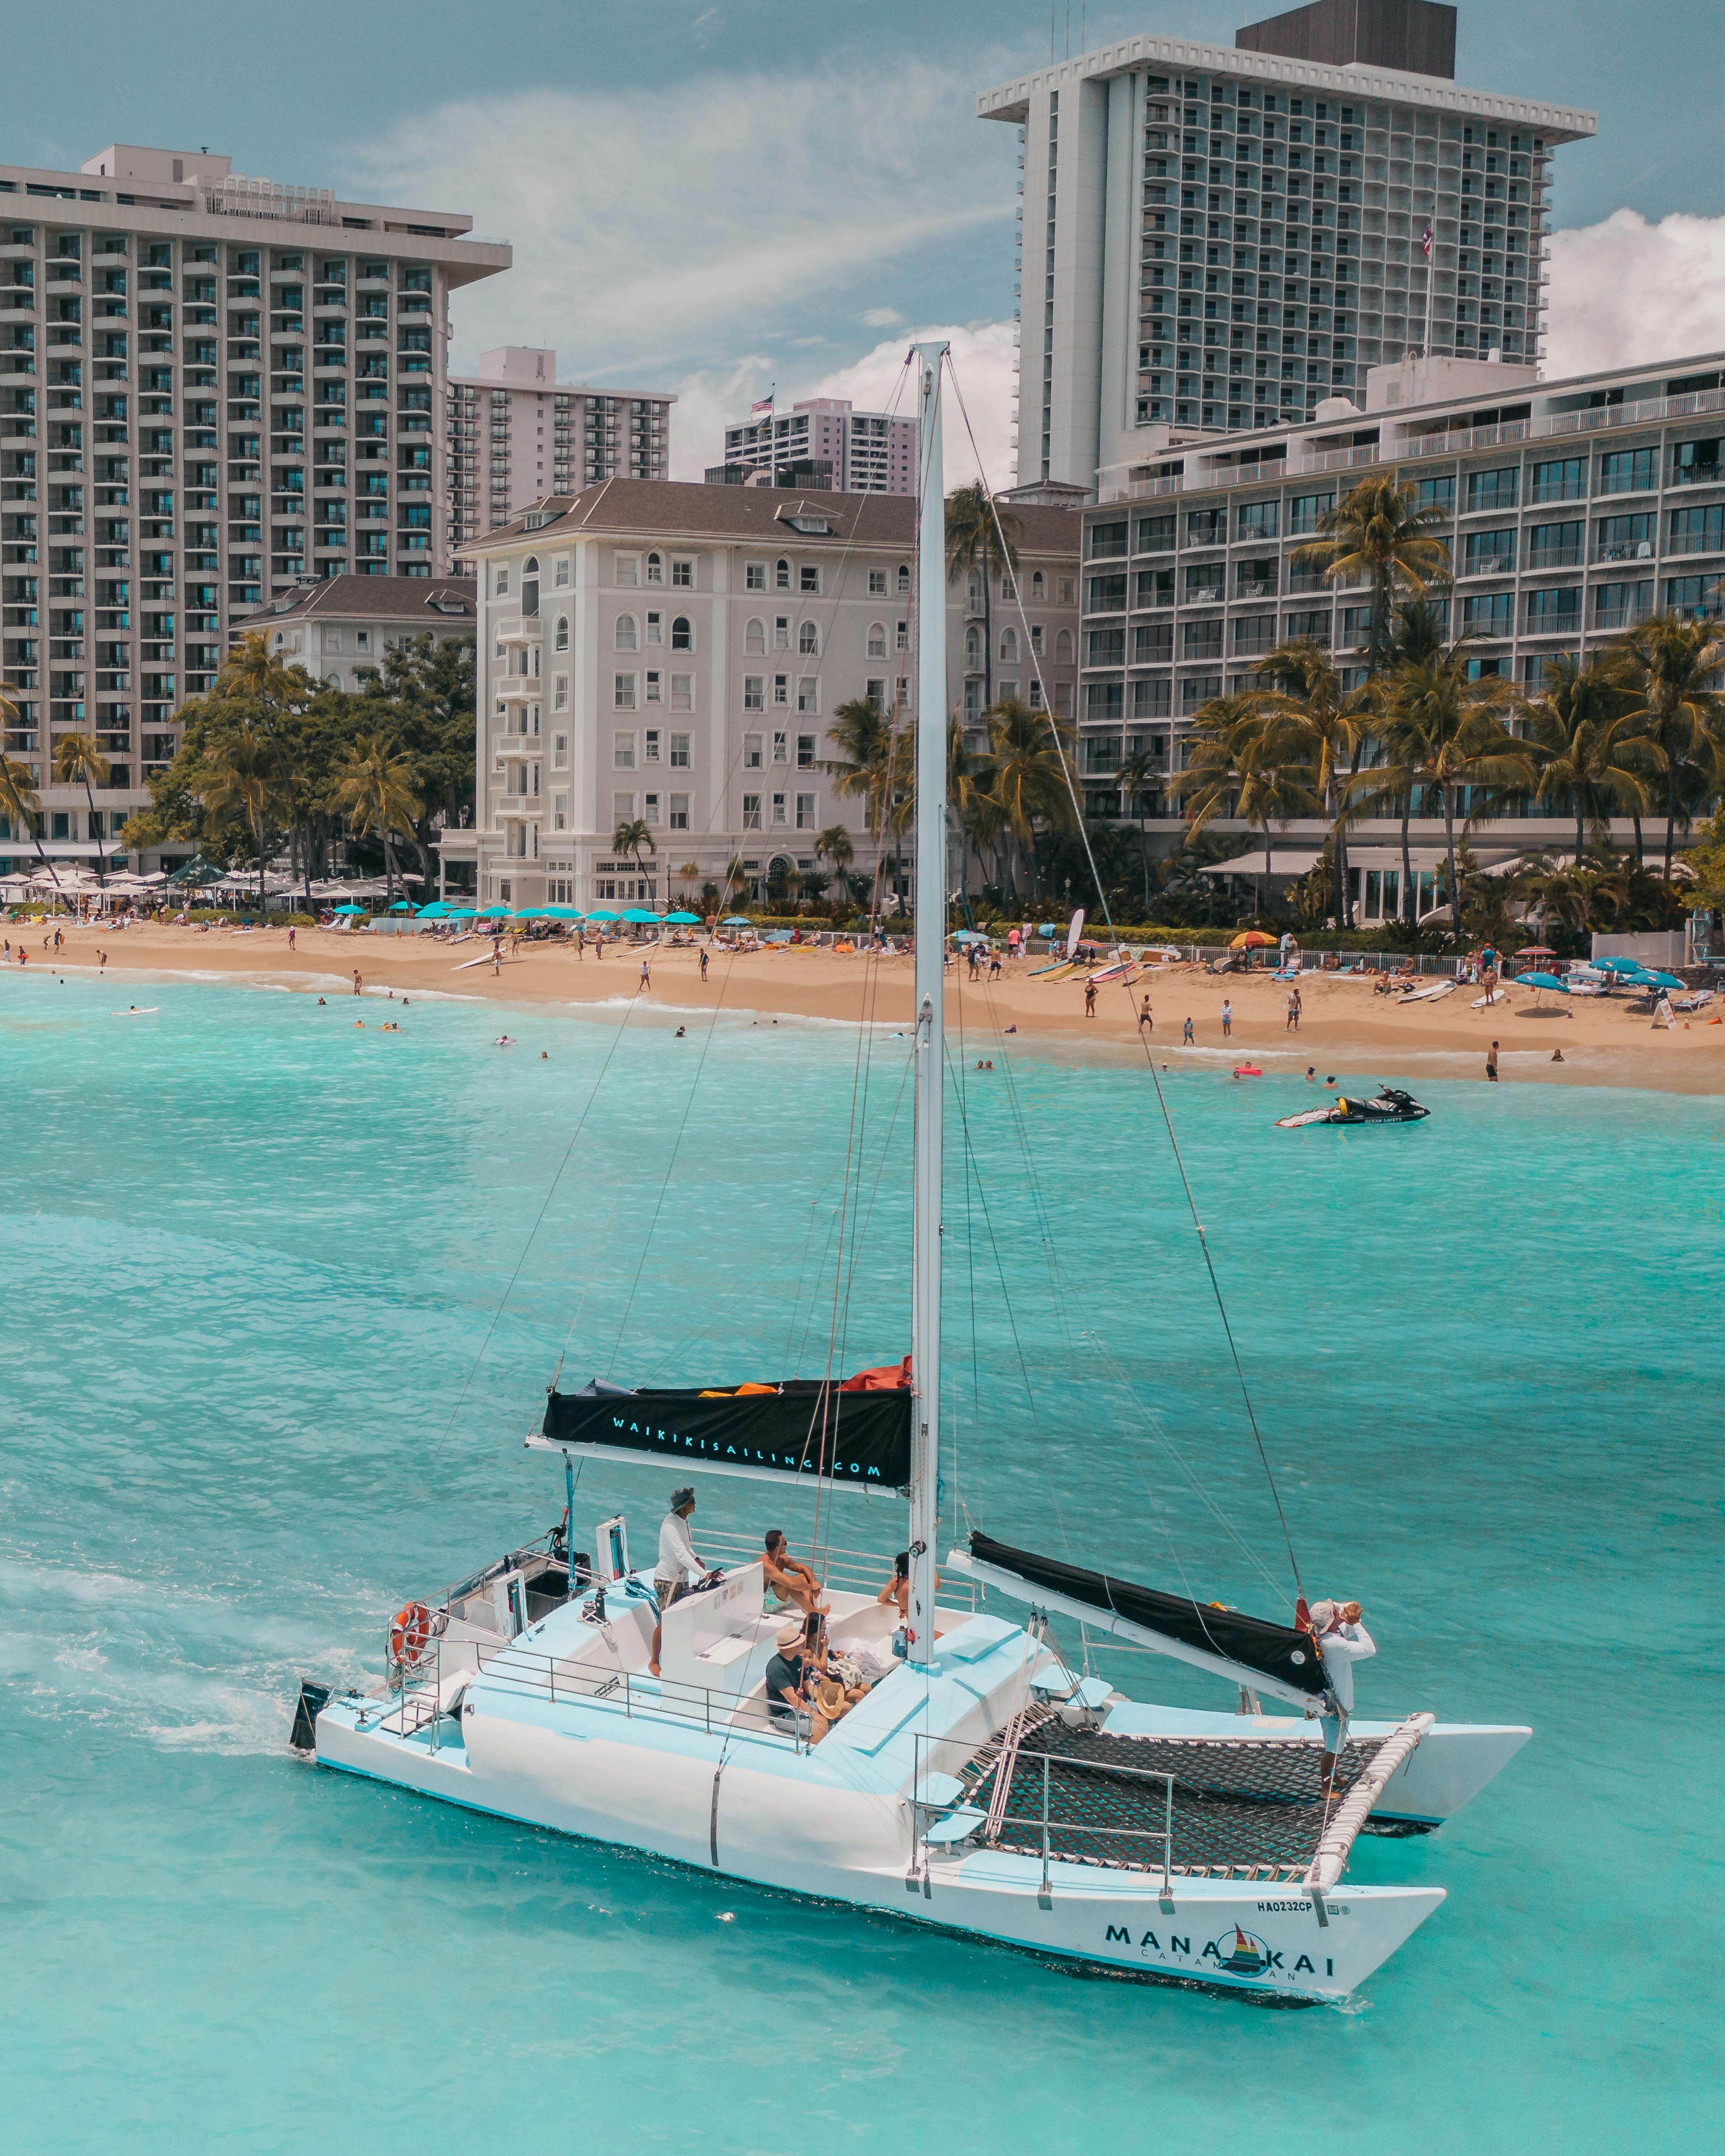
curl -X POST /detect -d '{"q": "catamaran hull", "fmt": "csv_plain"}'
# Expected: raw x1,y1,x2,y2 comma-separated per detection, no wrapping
311,1700,1441,2001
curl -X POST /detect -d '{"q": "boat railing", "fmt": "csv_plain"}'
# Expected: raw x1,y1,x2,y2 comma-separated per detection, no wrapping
698,1529,985,1613
389,1629,820,1755
909,1728,1175,1906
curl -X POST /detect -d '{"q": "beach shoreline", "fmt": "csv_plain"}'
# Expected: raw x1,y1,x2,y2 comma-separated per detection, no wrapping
7,919,1722,1094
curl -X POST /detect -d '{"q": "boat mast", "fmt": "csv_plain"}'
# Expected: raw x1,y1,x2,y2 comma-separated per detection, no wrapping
908,339,948,1669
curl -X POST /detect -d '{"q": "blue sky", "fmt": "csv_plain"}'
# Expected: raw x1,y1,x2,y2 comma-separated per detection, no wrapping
14,2,1725,474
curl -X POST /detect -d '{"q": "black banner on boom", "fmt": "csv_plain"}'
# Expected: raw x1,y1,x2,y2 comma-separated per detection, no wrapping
542,1382,913,1491
968,1530,1327,1699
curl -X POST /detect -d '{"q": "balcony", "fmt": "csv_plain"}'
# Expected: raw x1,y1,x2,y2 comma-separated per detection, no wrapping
494,677,536,704
1591,605,1651,631
1666,529,1725,557
1524,543,1583,570
1594,541,1655,565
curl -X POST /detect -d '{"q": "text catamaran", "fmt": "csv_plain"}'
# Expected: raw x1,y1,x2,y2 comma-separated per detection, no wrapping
296,347,1528,2000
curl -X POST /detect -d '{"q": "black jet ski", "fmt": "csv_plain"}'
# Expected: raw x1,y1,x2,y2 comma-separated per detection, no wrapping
1276,1085,1430,1129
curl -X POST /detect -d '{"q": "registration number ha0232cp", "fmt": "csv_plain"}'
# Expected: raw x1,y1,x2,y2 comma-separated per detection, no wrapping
1257,1900,1349,1915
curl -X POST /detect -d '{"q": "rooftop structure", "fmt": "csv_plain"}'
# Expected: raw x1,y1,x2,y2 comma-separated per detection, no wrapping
978,4,1594,492
254,573,476,694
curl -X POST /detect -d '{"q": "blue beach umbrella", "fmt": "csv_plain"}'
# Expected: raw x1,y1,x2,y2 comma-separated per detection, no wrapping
510,907,547,920
543,905,583,920
445,906,477,920
951,929,988,943
585,907,620,923
332,903,365,915
1638,970,1687,991
1518,971,1569,991
721,915,753,927
414,903,448,917
389,899,413,913
664,910,702,925
622,906,662,923
1593,955,1646,975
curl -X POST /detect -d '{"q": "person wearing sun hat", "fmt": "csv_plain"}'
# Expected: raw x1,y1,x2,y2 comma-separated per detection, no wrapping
764,1618,820,1742
647,1486,707,1677
1304,1597,1376,1798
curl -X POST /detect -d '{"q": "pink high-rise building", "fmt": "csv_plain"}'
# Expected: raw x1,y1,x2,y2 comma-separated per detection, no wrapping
714,398,914,494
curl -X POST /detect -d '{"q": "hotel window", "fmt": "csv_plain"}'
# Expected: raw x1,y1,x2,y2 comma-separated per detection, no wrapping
744,732,763,768
554,615,569,651
670,674,693,711
799,566,819,593
796,734,816,768
645,610,663,645
798,620,818,655
771,792,788,825
615,553,639,585
746,617,766,654
669,792,690,829
775,558,791,589
744,675,765,711
613,791,635,821
670,558,693,587
644,792,661,826
774,616,790,650
772,731,789,763
867,622,887,658
671,616,692,650
773,674,789,705
613,673,636,708
553,675,569,709
494,565,509,596
998,678,1019,702
644,729,661,763
742,792,762,828
669,732,690,767
746,562,767,591
797,678,819,712
614,730,636,767
554,556,570,586
645,551,664,584
1465,466,1518,513
552,734,568,767
615,613,638,650
645,670,662,703
897,564,911,593
896,620,908,649
795,792,816,829
868,569,887,594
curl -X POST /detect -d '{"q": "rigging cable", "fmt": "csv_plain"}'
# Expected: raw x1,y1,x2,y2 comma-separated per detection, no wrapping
944,353,1304,1600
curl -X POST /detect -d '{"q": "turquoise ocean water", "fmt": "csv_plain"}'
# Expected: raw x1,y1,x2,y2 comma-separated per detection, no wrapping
2,965,1718,2153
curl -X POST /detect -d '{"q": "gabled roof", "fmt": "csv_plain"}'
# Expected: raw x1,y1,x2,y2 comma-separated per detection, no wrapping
460,479,1084,559
256,575,478,628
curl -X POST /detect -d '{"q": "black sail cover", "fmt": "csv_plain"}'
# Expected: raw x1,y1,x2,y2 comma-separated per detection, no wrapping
968,1531,1327,1698
542,1380,913,1491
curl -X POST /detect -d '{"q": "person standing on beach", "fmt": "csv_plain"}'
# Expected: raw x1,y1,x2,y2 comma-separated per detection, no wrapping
1486,1040,1499,1082
699,946,708,982
639,956,651,994
1182,1016,1194,1044
1220,998,1233,1038
288,927,296,952
1139,994,1152,1032
1286,986,1301,1032
351,969,362,998
1084,981,1098,1016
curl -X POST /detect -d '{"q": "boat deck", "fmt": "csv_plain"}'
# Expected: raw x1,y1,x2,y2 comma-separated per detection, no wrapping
967,1712,1389,1881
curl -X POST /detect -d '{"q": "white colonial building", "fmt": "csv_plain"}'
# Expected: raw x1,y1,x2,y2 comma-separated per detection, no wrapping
447,480,1082,909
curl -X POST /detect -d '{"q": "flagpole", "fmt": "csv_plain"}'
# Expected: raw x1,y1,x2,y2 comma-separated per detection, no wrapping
1423,213,1435,359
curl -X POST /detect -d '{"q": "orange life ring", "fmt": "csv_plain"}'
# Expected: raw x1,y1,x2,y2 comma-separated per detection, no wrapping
389,1600,432,1665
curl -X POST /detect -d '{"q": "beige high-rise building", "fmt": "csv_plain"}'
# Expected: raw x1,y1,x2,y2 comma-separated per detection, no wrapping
0,141,506,870
446,347,673,553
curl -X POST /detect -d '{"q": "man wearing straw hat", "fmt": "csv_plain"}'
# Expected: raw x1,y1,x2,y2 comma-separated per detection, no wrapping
1306,1598,1375,1798
647,1486,709,1677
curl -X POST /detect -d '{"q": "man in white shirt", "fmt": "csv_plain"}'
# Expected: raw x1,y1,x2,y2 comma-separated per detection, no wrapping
648,1487,707,1677
1308,1598,1376,1798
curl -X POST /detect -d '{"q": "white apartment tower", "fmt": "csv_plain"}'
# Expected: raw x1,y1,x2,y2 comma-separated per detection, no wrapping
716,399,915,494
978,0,1595,492
0,141,506,866
445,346,673,550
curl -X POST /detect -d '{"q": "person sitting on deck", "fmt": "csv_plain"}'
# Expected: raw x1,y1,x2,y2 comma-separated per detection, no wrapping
763,1620,827,1743
878,1550,910,1624
762,1529,825,1615
1306,1598,1376,1798
648,1487,708,1678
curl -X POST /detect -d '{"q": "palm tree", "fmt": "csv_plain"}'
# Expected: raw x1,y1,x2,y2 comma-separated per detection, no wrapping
329,735,422,905
1115,745,1162,912
1512,850,1593,948
946,713,993,918
612,816,656,875
814,824,854,879
0,744,64,895
1176,695,1317,914
1252,639,1367,929
1524,650,1651,863
203,725,292,907
985,696,1077,904
945,484,1024,708
1294,473,1451,676
824,697,906,897
1611,613,1725,874
51,732,113,888
215,629,319,907
1349,647,1536,938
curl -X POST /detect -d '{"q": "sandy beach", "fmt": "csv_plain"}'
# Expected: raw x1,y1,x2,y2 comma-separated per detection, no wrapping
8,918,1722,1093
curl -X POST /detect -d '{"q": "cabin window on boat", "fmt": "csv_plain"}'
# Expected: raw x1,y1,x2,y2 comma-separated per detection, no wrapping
746,562,767,590
614,731,636,768
615,553,640,585
615,613,638,651
867,622,887,657
746,617,766,654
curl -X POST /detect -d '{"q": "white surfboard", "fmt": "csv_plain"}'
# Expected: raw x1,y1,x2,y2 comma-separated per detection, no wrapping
112,1006,160,1016
1400,979,1456,1003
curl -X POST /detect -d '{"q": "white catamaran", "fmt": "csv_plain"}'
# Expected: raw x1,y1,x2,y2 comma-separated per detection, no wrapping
296,347,1529,2000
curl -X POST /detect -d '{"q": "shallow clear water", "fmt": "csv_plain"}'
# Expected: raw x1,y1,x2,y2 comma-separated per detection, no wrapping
2,968,1717,2153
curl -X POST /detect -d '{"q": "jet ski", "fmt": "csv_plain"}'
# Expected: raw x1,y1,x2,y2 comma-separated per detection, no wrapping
1276,1086,1430,1129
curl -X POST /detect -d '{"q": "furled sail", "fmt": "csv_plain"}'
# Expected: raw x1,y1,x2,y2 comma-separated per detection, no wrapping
538,1376,913,1491
958,1531,1328,1704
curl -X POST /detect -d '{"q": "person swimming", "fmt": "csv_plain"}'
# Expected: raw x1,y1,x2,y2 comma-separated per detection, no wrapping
494,1034,515,1047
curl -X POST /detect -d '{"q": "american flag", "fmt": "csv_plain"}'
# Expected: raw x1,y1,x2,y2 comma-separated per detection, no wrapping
1422,224,1434,259
751,395,773,414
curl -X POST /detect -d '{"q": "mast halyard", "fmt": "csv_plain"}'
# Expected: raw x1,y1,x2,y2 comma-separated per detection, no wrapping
907,340,949,1670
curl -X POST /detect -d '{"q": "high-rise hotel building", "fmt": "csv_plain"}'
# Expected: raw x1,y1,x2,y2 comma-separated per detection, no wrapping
0,142,506,864
978,0,1595,493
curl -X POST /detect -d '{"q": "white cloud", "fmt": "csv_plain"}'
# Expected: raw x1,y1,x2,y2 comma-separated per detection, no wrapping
862,306,904,328
350,64,1012,384
1546,208,1725,377
803,322,1020,490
